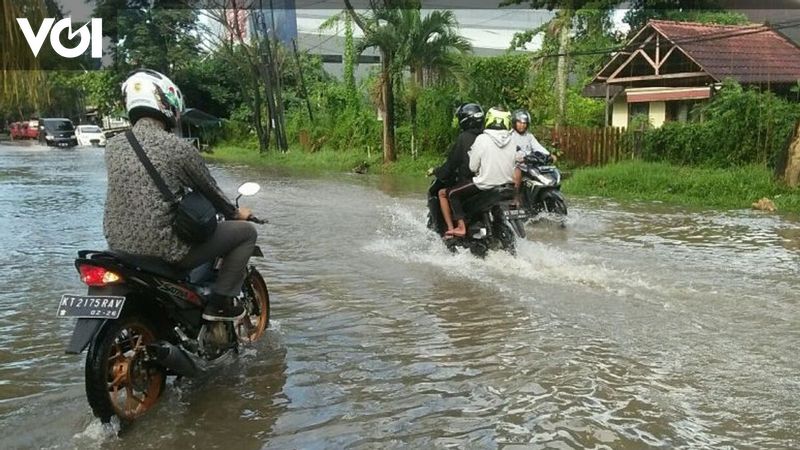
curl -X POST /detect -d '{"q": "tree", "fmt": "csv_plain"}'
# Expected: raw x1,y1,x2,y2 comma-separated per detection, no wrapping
504,0,617,126
624,1,749,31
198,4,277,152
94,1,200,76
1,1,48,119
400,6,471,159
402,8,471,87
344,0,409,163
343,13,357,103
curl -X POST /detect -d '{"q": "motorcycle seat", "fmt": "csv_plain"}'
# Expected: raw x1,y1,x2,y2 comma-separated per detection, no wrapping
111,251,189,280
485,183,516,201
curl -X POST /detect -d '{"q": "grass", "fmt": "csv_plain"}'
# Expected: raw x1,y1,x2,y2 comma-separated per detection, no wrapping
563,159,800,212
205,143,440,176
206,144,800,213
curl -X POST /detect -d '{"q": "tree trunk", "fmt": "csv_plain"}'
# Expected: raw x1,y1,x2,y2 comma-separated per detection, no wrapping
410,67,423,160
381,53,396,163
343,14,357,102
784,121,800,187
251,73,268,153
256,58,276,152
555,12,572,127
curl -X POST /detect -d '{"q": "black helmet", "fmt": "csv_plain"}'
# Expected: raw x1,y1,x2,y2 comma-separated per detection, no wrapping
454,103,484,131
511,109,531,129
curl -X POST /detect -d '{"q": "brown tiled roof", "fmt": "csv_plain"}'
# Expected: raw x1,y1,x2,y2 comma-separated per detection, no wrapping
650,20,800,84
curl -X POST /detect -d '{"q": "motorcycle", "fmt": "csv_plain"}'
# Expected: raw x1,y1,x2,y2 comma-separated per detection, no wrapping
519,149,568,222
59,182,270,423
427,179,527,258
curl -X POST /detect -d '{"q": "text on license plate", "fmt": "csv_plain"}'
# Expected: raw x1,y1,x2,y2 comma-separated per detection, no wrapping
57,294,126,319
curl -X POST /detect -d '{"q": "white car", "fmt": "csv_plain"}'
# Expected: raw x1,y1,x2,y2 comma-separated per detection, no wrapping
75,125,107,147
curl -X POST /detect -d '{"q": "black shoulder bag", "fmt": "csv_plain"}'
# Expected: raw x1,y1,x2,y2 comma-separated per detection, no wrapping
125,130,217,243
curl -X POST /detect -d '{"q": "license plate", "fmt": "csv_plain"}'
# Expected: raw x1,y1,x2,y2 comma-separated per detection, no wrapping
56,294,126,319
506,209,528,219
58,142,68,147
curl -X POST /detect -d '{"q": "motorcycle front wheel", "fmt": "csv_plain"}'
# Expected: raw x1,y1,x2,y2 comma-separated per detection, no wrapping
542,190,568,217
237,268,270,343
85,315,165,423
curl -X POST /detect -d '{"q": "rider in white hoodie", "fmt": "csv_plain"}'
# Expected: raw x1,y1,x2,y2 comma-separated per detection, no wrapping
440,107,516,237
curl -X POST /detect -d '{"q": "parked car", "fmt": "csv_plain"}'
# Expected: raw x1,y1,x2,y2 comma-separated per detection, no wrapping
9,121,39,140
39,118,78,148
75,125,106,147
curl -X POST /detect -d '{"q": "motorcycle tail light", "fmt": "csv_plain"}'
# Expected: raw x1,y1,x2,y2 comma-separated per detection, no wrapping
78,265,123,286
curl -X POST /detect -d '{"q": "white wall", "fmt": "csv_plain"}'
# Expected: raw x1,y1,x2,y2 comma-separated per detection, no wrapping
612,98,628,128
649,101,666,128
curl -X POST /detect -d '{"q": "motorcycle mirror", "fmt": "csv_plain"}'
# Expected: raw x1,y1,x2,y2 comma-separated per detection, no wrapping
237,182,261,197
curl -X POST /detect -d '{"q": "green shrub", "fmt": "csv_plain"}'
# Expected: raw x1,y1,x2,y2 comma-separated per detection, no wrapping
462,53,530,109
641,81,800,168
413,85,460,154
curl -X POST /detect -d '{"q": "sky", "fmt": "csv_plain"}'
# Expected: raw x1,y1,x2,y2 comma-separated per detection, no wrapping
53,0,629,52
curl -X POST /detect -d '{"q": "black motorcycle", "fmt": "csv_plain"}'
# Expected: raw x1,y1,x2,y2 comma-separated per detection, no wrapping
519,149,568,221
59,182,270,423
427,179,527,257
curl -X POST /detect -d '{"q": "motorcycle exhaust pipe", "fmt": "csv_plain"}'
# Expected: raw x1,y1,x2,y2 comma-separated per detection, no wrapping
149,341,202,377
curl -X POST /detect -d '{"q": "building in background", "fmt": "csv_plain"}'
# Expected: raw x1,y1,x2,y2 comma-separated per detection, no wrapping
294,8,551,80
585,20,800,129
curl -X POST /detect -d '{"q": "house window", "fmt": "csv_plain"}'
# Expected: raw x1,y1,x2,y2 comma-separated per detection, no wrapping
666,100,703,123
628,102,649,126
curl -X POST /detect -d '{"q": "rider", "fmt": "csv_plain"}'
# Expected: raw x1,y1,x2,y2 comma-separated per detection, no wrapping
510,109,553,204
440,107,516,237
433,103,484,186
429,103,484,232
104,69,255,321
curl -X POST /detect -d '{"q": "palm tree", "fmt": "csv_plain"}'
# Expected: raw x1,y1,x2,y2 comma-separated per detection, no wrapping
345,0,406,163
403,9,471,87
345,1,470,162
400,8,470,159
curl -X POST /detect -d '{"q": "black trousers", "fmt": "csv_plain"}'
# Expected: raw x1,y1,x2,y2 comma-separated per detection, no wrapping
177,221,258,297
447,179,481,221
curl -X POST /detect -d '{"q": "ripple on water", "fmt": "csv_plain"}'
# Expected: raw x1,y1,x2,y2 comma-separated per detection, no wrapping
1,150,799,448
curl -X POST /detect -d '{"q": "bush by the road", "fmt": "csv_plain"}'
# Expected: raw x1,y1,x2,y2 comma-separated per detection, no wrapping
641,82,800,169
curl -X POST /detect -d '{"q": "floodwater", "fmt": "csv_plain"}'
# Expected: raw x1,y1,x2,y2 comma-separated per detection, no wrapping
0,140,798,449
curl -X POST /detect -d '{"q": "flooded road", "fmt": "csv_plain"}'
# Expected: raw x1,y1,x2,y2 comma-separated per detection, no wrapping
1,141,798,449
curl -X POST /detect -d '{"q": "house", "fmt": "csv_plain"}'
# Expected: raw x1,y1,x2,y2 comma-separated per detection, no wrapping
584,20,800,129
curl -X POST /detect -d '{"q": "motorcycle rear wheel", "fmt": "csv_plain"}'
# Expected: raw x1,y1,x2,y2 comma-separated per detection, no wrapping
85,315,165,423
494,222,517,256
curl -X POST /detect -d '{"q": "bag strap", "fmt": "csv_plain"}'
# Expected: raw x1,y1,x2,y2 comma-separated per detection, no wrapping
125,130,177,204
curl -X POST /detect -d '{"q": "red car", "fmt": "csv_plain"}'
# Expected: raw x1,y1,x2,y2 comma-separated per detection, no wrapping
9,122,23,140
9,121,39,140
25,120,40,139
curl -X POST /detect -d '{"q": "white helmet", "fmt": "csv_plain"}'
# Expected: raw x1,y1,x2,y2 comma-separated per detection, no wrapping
122,69,184,130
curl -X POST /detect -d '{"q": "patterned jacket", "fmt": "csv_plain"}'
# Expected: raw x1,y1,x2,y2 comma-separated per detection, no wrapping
103,120,236,263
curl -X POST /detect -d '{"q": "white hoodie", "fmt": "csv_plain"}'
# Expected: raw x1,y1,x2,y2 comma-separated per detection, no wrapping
468,129,516,190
